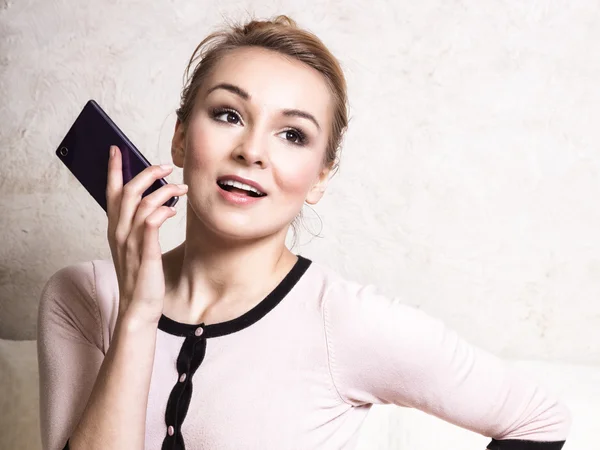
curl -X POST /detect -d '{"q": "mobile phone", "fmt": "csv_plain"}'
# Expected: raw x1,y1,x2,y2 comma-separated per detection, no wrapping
55,99,178,212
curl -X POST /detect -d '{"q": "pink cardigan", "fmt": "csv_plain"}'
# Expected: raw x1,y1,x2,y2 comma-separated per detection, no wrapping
37,255,571,450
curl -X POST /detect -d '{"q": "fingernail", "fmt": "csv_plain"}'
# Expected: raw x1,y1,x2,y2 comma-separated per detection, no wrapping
177,184,188,190
110,146,115,157
160,164,172,171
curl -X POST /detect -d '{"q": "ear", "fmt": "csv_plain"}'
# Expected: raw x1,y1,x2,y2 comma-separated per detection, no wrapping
305,163,333,205
171,119,186,168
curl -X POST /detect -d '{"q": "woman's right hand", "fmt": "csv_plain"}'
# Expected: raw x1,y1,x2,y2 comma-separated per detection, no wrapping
106,145,188,326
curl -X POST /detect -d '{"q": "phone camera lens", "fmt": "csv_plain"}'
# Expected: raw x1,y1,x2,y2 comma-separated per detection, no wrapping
59,147,68,156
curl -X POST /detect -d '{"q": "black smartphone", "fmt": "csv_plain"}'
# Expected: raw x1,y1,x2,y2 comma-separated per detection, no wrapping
55,99,178,212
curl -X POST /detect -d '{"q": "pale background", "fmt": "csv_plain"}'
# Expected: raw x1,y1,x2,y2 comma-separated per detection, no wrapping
1,0,599,449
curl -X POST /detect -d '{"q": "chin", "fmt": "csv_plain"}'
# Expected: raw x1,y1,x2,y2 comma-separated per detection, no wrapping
186,193,297,241
190,209,277,241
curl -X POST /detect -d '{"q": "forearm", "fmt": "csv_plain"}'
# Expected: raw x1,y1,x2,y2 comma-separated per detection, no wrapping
68,314,158,450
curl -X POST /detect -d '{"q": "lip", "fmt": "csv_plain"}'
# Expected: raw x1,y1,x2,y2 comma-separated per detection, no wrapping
217,184,267,206
216,174,267,196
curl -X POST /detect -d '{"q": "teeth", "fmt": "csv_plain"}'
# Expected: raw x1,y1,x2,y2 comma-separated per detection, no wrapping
218,179,265,196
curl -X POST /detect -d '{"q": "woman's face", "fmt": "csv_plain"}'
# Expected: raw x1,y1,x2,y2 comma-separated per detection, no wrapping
172,46,334,242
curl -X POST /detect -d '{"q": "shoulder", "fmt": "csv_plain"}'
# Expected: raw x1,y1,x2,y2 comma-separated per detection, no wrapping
41,259,116,302
40,260,97,310
309,259,446,356
38,259,118,351
309,259,426,321
303,258,366,299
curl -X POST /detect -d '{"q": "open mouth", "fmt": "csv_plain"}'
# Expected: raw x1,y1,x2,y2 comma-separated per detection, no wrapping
217,181,267,198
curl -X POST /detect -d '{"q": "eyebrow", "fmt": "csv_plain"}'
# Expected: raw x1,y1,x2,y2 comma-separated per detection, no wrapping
282,109,321,131
206,82,321,131
206,83,250,100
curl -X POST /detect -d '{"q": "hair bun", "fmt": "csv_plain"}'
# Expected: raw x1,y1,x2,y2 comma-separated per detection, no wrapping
242,15,297,34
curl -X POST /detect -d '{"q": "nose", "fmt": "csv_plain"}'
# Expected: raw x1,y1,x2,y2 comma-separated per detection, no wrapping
231,127,267,168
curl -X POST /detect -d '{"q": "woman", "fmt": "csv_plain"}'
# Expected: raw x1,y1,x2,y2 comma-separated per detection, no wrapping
37,15,571,450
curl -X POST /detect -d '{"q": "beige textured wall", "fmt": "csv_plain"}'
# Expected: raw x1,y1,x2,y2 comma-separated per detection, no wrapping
1,0,599,364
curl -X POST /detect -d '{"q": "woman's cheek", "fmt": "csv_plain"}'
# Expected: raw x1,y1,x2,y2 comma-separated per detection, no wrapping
185,132,215,171
275,161,320,198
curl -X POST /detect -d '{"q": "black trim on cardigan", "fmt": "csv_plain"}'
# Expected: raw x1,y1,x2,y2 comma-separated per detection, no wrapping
161,333,207,450
157,254,312,338
488,439,566,449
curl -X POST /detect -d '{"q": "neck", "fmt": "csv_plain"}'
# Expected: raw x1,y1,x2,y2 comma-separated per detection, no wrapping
161,210,297,324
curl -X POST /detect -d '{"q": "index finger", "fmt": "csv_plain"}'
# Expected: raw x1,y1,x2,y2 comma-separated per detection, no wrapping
106,145,123,227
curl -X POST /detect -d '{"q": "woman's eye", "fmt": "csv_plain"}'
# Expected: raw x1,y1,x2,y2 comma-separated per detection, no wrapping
213,109,242,125
279,129,306,145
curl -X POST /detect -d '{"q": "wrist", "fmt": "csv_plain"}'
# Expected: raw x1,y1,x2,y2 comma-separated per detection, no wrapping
116,308,161,334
